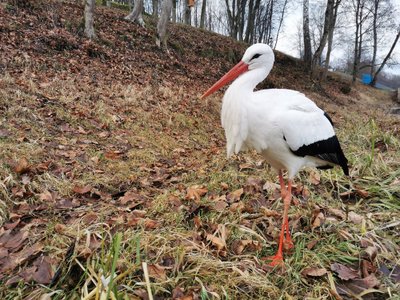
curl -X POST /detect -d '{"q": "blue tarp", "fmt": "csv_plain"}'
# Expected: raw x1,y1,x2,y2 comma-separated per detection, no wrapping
362,73,373,84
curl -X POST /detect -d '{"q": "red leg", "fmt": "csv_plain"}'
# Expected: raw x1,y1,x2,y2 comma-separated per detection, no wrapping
283,181,294,250
278,170,286,199
269,180,293,266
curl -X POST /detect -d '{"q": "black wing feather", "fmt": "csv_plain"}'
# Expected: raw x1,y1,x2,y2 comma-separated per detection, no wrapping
291,135,349,175
289,112,349,175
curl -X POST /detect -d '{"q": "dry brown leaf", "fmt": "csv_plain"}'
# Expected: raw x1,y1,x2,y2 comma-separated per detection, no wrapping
327,208,346,220
14,158,30,174
54,223,66,234
231,240,262,255
336,274,380,298
3,230,29,250
104,150,124,159
32,256,53,284
260,207,281,217
147,263,167,280
206,234,226,250
362,245,378,261
301,267,327,277
144,219,159,230
312,211,325,229
263,181,280,193
213,201,228,212
306,240,318,250
220,182,229,190
309,171,321,185
226,188,243,203
72,185,92,195
331,263,359,280
348,211,364,224
1,243,43,273
185,185,208,202
39,190,57,202
229,201,245,212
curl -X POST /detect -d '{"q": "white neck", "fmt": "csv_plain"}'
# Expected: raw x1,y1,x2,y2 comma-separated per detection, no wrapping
227,66,270,96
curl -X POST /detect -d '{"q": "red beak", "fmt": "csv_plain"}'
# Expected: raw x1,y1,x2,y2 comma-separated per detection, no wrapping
200,61,249,99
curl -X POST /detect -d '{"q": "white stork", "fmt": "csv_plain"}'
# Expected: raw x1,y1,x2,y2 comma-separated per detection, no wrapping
201,43,348,266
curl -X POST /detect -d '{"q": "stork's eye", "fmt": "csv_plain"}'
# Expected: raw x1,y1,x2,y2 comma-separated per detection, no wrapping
250,53,262,61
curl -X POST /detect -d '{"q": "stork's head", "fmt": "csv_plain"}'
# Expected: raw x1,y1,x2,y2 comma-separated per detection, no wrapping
201,43,275,99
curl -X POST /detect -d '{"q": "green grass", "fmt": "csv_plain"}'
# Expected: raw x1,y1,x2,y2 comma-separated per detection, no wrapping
1,71,400,298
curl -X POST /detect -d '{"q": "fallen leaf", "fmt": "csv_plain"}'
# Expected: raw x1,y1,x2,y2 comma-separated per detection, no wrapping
309,171,321,185
32,256,53,284
336,274,380,298
226,188,243,203
220,182,229,190
3,230,29,250
362,246,378,261
327,208,346,220
1,243,43,273
14,158,30,174
185,185,208,202
206,234,226,250
231,240,262,255
301,267,327,277
73,185,92,195
147,264,167,280
262,181,280,194
348,211,364,224
39,190,57,202
0,128,11,138
104,150,124,159
213,201,227,212
331,263,359,280
312,211,325,229
144,219,159,230
306,240,318,250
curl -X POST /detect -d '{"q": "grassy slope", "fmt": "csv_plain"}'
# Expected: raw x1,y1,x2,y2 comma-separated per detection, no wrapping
0,1,399,299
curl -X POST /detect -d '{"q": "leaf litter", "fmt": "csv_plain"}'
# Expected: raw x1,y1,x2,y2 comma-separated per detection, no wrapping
0,0,399,299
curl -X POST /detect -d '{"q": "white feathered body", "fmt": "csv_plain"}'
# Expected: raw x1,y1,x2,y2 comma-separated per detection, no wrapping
221,75,336,178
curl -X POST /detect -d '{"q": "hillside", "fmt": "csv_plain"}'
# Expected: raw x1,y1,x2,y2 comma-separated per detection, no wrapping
0,1,399,299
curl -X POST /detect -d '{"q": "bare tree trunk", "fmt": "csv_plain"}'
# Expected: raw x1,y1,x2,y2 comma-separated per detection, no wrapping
172,0,176,22
152,0,159,16
184,1,192,25
266,0,274,45
125,0,145,27
84,0,96,39
238,0,247,41
200,0,206,29
157,0,173,51
274,0,288,49
370,0,380,77
352,0,366,83
311,0,334,78
322,0,340,80
370,28,400,87
303,0,312,70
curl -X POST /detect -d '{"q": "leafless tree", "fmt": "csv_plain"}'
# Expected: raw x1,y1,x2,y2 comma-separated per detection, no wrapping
200,0,207,29
125,0,145,27
84,0,96,39
273,0,288,49
157,0,173,51
153,0,159,16
370,27,400,86
322,0,341,80
303,0,312,69
311,0,335,77
351,0,372,83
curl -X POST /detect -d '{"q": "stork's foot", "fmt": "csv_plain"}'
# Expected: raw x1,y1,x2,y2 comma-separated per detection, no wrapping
283,238,294,251
267,253,284,267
